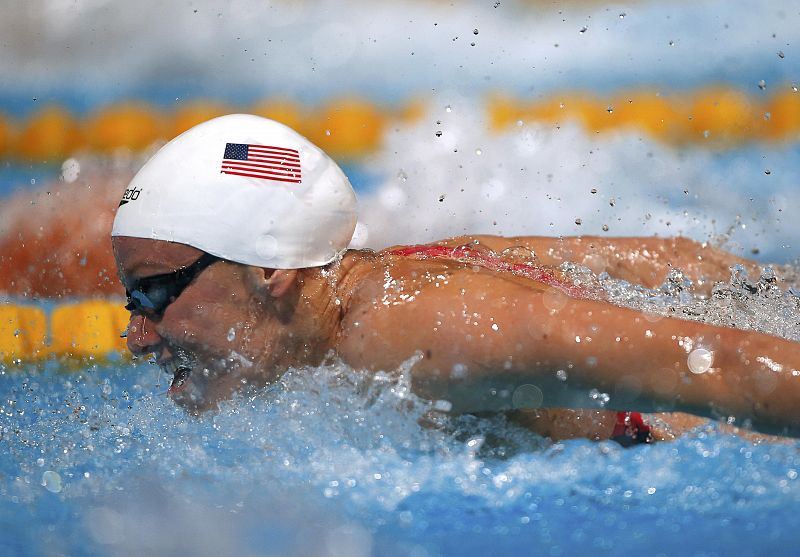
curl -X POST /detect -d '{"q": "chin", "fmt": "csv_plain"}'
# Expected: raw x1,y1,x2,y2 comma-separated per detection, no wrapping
167,371,218,413
165,355,261,413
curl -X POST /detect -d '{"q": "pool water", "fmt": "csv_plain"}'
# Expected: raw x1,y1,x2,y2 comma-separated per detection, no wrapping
3,263,800,557
3,105,800,556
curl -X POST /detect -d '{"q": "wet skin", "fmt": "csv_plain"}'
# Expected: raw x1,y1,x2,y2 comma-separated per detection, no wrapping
114,237,342,411
114,235,800,438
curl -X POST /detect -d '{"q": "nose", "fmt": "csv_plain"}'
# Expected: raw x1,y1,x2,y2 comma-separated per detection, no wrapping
126,314,163,355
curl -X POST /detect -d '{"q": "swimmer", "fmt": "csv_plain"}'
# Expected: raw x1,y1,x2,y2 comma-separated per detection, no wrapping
113,114,800,442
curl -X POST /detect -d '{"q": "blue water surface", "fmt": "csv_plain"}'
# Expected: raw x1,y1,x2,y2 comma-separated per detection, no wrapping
1,361,798,557
0,163,61,198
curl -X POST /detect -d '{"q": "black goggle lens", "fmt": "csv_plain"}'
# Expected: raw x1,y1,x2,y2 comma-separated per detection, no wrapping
124,253,220,316
125,286,171,314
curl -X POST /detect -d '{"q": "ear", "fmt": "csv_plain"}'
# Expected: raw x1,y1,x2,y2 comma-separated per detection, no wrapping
265,269,298,298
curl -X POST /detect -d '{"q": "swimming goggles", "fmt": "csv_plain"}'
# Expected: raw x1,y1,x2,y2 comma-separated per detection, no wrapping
124,252,221,316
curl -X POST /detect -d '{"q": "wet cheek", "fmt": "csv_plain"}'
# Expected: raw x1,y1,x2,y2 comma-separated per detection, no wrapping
168,303,238,347
169,299,227,322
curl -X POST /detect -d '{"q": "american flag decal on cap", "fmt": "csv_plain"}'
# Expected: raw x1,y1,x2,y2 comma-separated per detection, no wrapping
220,143,302,183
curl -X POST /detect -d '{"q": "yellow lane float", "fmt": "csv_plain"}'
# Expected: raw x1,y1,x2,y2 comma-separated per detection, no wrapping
84,103,165,154
1,89,798,164
311,97,388,160
0,304,47,363
250,98,311,138
0,113,13,158
170,100,232,139
14,106,83,162
1,300,129,364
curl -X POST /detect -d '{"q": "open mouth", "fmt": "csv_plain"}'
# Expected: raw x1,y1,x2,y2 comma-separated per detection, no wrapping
161,348,197,394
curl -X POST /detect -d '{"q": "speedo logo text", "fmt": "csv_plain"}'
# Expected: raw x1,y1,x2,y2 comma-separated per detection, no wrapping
118,187,141,207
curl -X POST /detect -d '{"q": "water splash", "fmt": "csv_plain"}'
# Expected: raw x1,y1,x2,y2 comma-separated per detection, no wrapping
2,327,800,556
600,264,800,342
358,100,800,263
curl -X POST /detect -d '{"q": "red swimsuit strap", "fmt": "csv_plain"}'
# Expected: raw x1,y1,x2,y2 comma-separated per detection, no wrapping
611,411,653,446
388,244,589,299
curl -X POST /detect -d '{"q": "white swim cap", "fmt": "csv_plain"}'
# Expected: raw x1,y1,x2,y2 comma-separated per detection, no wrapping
112,114,357,269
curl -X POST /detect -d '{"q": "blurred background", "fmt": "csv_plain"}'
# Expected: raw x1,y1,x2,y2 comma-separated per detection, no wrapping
3,5,800,555
1,0,798,299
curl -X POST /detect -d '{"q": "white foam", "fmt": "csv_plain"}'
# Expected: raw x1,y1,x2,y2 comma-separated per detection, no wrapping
357,99,800,262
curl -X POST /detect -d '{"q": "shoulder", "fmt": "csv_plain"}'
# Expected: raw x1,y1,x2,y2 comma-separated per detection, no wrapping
332,248,554,370
334,248,434,316
332,247,463,369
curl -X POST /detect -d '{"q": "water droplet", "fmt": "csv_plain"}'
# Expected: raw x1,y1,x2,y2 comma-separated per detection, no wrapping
438,194,446,202
451,363,468,378
42,471,62,493
602,224,609,232
606,106,614,114
778,51,785,59
433,399,452,412
325,129,331,136
619,12,626,18
512,384,543,409
590,188,597,194
556,369,568,381
758,79,767,91
491,323,499,331
256,235,278,259
765,169,771,175
60,158,81,183
445,105,452,113
435,131,442,137
688,348,714,374
668,40,675,46
574,218,582,225
589,388,610,406
475,148,482,156
473,29,479,35
227,328,236,342
397,169,408,182
579,26,588,34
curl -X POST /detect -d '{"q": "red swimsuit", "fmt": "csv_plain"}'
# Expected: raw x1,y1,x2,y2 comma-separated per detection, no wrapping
611,411,653,446
388,242,653,446
388,243,590,299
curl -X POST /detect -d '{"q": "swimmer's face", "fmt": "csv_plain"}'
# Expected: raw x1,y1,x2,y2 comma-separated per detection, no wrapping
112,236,283,411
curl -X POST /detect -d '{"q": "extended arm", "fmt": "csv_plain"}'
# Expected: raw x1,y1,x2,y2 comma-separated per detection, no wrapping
340,268,800,437
437,235,763,292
